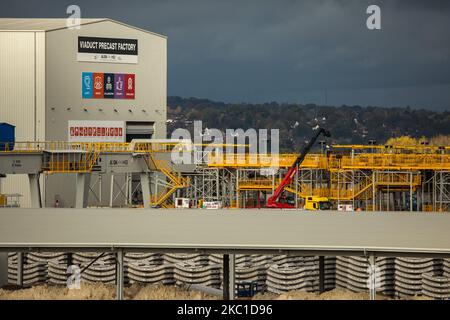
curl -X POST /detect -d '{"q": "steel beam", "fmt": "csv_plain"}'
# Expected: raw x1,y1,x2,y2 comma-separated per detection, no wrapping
140,173,151,209
116,249,124,300
28,174,42,208
75,173,91,208
318,255,325,293
223,254,230,300
229,254,236,300
368,254,376,300
16,252,23,287
0,253,7,287
67,252,73,270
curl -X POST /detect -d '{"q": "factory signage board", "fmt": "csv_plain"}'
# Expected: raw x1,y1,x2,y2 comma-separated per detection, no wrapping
82,72,135,99
77,36,138,64
68,120,126,143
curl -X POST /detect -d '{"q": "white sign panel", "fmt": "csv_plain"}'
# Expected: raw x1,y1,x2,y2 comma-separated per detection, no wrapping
175,198,191,209
68,120,125,142
338,204,354,212
202,201,222,209
77,52,138,64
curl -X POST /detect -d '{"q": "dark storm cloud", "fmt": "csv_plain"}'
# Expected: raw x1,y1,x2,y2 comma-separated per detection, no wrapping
1,0,450,109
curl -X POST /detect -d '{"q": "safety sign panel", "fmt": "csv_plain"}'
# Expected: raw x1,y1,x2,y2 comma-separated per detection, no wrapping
68,120,125,143
125,74,135,99
81,72,93,98
114,74,125,98
82,72,135,99
93,73,104,98
103,73,115,99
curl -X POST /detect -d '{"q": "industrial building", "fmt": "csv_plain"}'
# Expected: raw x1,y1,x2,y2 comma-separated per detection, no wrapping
0,18,167,208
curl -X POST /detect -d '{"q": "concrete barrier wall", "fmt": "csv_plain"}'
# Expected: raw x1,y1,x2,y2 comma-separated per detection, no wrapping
0,252,7,287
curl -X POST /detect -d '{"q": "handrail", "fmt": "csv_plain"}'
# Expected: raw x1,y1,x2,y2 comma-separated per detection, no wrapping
2,141,450,171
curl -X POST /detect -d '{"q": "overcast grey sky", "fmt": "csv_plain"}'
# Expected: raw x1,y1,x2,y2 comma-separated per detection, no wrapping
2,0,450,110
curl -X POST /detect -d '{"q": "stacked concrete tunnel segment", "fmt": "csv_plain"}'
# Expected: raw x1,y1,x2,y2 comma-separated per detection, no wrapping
0,209,450,300
1,142,450,299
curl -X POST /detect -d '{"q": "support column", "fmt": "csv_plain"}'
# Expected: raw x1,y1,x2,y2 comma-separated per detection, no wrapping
372,171,376,211
98,174,102,204
75,173,91,208
116,249,124,300
28,173,42,208
25,173,41,284
17,252,23,287
109,174,115,208
125,173,130,206
236,170,240,208
368,254,376,300
223,254,230,300
67,252,73,269
318,256,325,293
229,254,235,300
410,173,413,212
0,253,7,287
140,173,151,209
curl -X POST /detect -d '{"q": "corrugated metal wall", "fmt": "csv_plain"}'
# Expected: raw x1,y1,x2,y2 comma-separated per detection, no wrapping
0,32,45,207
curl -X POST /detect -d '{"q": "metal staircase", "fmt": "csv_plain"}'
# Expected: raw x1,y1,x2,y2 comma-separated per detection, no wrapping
144,154,189,208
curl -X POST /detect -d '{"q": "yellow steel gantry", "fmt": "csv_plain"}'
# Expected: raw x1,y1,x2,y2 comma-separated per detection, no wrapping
2,141,450,210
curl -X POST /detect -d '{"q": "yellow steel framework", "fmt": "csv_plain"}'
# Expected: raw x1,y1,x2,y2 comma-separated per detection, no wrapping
208,153,450,171
3,142,450,171
144,154,189,208
207,154,327,168
2,141,450,210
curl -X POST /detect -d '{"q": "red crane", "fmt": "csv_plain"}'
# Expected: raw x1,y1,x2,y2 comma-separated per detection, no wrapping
267,127,331,208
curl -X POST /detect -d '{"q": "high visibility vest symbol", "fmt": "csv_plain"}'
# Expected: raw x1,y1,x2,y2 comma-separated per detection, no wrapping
106,76,112,91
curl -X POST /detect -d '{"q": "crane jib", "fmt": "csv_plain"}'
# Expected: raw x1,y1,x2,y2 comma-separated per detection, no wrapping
266,127,331,208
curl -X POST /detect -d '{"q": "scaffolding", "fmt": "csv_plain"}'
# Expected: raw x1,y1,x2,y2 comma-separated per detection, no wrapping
199,144,450,211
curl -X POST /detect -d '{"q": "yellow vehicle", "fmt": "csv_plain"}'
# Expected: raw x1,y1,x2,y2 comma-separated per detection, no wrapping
304,196,332,210
0,194,6,206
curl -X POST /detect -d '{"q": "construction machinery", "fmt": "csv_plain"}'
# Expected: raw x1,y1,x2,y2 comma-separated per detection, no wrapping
267,127,331,209
303,196,332,210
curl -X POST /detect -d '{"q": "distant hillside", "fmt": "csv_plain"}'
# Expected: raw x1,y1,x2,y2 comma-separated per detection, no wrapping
167,96,450,152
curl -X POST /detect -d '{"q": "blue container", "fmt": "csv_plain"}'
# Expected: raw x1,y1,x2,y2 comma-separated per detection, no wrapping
0,123,15,151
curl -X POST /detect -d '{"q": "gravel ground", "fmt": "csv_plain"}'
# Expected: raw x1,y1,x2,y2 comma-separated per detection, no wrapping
0,283,429,300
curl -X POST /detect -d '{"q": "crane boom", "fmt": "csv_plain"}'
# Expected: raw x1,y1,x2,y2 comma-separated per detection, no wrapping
267,127,331,208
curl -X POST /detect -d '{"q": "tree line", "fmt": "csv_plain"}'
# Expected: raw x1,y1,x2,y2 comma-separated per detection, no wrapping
167,96,450,151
